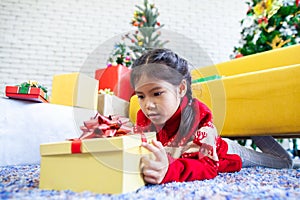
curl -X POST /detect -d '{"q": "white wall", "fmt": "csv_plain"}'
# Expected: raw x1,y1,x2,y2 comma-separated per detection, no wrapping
0,0,248,97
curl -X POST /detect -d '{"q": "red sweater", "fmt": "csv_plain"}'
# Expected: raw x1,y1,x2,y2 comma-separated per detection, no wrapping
136,96,242,183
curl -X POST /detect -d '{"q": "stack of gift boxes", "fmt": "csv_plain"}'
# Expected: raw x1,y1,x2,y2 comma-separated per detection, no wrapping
51,67,132,116
35,66,155,194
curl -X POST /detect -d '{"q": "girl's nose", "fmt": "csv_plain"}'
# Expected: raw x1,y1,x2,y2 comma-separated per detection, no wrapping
144,98,156,110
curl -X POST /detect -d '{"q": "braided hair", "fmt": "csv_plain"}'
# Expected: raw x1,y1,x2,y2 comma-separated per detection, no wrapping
131,48,195,143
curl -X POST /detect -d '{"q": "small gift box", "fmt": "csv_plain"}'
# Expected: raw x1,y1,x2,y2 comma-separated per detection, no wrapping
51,72,98,110
97,91,129,117
5,81,49,103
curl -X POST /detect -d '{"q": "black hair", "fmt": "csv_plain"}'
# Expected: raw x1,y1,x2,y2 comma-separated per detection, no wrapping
131,48,195,144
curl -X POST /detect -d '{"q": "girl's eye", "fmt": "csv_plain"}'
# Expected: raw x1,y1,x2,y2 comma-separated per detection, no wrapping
154,91,163,96
137,95,144,99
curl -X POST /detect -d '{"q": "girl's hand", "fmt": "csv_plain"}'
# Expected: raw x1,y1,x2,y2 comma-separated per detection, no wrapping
140,140,169,184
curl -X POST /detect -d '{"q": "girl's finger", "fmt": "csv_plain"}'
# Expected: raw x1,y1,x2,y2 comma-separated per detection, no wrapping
142,167,158,177
141,155,151,166
150,140,168,162
142,140,164,153
143,175,159,184
141,140,158,152
142,169,161,184
151,139,164,149
142,156,168,171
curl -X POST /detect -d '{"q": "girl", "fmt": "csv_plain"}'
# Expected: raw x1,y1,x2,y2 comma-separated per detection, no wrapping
130,48,293,185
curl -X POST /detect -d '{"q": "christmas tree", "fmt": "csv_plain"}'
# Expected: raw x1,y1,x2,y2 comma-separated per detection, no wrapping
232,0,300,58
107,42,132,67
233,0,300,157
124,0,168,60
107,0,168,67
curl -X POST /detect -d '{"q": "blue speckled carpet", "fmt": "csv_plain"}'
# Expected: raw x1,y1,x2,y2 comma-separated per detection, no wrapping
1,164,299,199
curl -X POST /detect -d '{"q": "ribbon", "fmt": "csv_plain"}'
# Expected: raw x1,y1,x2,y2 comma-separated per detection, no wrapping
68,113,150,154
98,88,114,95
68,114,134,154
191,75,222,84
18,86,31,94
18,81,48,93
133,125,147,143
70,139,82,154
79,113,132,139
14,81,49,101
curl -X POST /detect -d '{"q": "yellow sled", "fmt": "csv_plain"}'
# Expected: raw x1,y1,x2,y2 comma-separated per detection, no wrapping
130,44,300,137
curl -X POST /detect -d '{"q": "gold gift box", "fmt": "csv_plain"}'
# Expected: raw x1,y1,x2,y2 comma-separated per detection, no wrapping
39,132,156,194
51,72,98,110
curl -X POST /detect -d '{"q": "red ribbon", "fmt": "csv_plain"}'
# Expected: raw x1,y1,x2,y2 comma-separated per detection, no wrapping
78,114,132,139
68,114,133,154
70,139,82,154
68,114,149,154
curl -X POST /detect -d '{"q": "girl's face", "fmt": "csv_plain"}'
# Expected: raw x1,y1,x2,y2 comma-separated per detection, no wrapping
134,75,186,126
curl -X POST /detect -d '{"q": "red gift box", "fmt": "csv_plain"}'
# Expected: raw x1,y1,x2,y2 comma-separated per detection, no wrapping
5,86,49,103
95,65,134,101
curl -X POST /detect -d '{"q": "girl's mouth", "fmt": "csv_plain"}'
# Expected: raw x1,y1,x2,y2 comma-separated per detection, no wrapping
147,113,160,120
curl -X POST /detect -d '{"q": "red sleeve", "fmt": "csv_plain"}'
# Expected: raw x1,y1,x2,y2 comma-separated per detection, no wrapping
160,155,218,184
217,137,242,173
